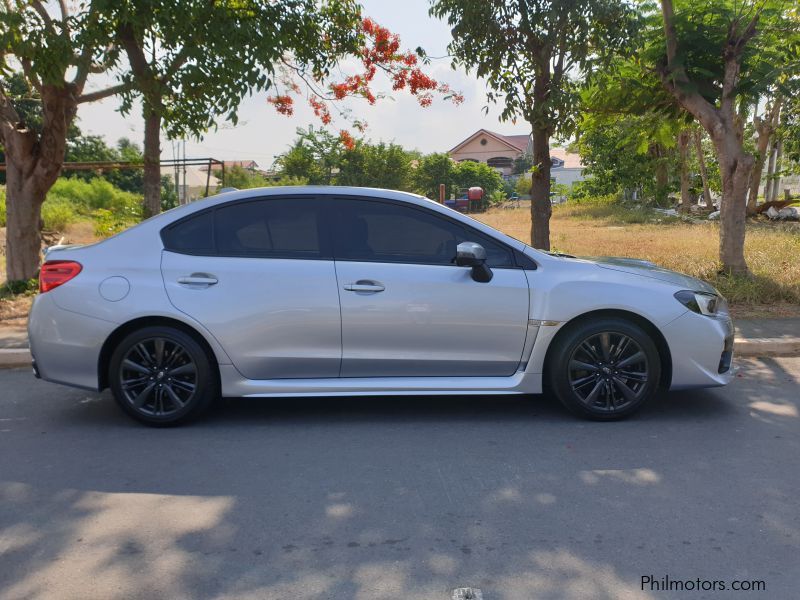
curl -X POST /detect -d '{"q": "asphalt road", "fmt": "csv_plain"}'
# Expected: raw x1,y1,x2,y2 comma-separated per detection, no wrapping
1,359,798,600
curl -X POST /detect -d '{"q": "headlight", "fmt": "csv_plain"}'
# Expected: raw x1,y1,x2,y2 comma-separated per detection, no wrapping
674,290,728,316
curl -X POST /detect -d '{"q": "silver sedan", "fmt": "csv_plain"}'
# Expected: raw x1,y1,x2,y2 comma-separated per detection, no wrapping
28,187,735,425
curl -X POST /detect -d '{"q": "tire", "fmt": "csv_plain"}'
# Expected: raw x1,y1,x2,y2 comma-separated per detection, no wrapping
548,317,661,421
109,326,217,426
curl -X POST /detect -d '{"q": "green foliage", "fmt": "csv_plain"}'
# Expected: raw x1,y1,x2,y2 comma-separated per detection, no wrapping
512,153,533,175
63,136,145,194
49,178,140,216
337,142,418,190
0,277,37,298
515,175,531,197
0,188,5,227
488,189,507,204
105,1,364,140
41,198,77,231
413,153,454,199
451,160,503,197
217,166,273,190
430,0,639,135
275,127,347,185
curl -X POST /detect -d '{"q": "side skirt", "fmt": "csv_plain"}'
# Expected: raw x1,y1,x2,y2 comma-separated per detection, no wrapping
219,365,543,397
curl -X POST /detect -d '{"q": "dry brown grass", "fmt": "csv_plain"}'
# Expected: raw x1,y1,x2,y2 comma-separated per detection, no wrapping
476,204,800,318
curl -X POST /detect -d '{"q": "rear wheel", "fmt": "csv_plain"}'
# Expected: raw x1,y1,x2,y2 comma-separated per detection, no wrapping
548,317,661,420
109,326,216,426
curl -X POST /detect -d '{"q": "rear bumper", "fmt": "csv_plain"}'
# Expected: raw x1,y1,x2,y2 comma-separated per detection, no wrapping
28,294,116,391
662,310,735,390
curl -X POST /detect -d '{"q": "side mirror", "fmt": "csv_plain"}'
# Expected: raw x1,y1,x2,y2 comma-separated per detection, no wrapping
456,241,493,283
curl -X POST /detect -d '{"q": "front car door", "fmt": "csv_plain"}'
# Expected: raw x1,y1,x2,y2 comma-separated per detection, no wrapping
160,196,341,380
330,197,531,378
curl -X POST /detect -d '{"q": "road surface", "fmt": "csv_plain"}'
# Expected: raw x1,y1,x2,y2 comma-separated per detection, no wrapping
1,358,798,599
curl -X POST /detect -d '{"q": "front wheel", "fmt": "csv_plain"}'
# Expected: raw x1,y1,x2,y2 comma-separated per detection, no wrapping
548,318,661,420
109,326,217,426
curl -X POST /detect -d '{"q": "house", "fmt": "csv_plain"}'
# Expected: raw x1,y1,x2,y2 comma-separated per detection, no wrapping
448,129,532,176
448,129,585,189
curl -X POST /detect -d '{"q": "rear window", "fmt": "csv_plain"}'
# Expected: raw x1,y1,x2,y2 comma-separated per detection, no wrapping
161,197,327,258
162,211,213,253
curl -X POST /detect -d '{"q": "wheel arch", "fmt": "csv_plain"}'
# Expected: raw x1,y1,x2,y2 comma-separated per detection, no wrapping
97,316,220,390
543,309,672,389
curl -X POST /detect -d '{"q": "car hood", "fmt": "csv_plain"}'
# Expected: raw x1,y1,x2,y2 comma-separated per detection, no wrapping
581,256,718,295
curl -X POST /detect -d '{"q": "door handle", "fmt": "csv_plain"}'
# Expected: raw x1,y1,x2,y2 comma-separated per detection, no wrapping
344,280,385,293
177,273,218,287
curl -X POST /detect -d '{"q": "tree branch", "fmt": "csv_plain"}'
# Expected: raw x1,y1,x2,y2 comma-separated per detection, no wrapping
77,82,131,104
30,0,55,34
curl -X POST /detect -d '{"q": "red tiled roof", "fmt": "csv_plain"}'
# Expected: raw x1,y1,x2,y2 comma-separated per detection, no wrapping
488,132,530,152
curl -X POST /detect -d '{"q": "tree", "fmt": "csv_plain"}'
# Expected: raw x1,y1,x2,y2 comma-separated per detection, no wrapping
656,0,800,273
337,141,417,190
451,160,503,197
0,3,123,281
430,0,637,250
101,0,367,218
747,95,781,213
274,127,345,185
413,153,454,199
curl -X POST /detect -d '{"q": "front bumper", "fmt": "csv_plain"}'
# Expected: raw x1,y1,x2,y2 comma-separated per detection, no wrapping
662,310,735,390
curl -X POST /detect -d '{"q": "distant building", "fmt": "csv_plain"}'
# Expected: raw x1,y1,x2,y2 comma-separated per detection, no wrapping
448,128,585,189
449,129,531,176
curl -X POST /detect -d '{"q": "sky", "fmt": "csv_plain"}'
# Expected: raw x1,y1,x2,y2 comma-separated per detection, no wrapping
74,0,527,170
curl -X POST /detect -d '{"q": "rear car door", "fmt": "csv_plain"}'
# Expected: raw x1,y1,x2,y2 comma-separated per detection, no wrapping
160,196,341,380
330,197,531,378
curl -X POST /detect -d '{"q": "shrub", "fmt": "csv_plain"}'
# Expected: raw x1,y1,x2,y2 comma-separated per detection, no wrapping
41,196,78,231
49,177,141,217
0,188,6,227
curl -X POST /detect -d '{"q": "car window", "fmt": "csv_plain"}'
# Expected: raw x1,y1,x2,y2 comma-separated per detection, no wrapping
162,210,214,253
215,198,324,258
333,199,513,267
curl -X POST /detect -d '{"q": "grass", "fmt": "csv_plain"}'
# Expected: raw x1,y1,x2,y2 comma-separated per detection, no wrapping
476,201,800,318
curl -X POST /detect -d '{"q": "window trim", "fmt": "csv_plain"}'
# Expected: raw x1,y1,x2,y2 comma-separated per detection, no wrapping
322,195,533,270
160,195,333,260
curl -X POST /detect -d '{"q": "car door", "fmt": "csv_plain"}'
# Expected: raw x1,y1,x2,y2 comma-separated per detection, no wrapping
330,197,530,378
160,196,341,380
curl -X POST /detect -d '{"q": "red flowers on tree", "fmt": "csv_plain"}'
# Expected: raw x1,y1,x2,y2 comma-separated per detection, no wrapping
267,17,463,148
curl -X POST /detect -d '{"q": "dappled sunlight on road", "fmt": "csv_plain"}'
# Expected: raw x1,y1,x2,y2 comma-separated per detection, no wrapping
497,550,655,600
748,400,798,418
0,482,233,600
579,468,661,486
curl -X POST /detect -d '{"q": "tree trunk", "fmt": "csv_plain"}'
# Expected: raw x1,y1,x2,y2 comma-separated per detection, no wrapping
678,130,691,212
763,141,776,203
4,161,48,281
142,102,162,218
649,144,669,206
694,130,712,207
715,143,753,275
2,85,73,282
529,126,552,250
769,138,783,203
748,98,781,214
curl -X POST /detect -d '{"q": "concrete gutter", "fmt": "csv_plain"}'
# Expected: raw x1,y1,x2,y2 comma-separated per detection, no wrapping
1,339,798,370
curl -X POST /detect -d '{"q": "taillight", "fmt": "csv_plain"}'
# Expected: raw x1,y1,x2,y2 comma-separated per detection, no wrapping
39,260,82,293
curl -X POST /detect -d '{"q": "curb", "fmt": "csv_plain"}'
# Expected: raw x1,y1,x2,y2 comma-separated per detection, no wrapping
0,348,32,368
1,339,799,370
734,338,800,357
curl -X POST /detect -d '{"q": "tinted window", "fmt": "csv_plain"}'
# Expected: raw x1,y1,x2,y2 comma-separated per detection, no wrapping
162,211,213,252
215,199,324,258
334,199,513,267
